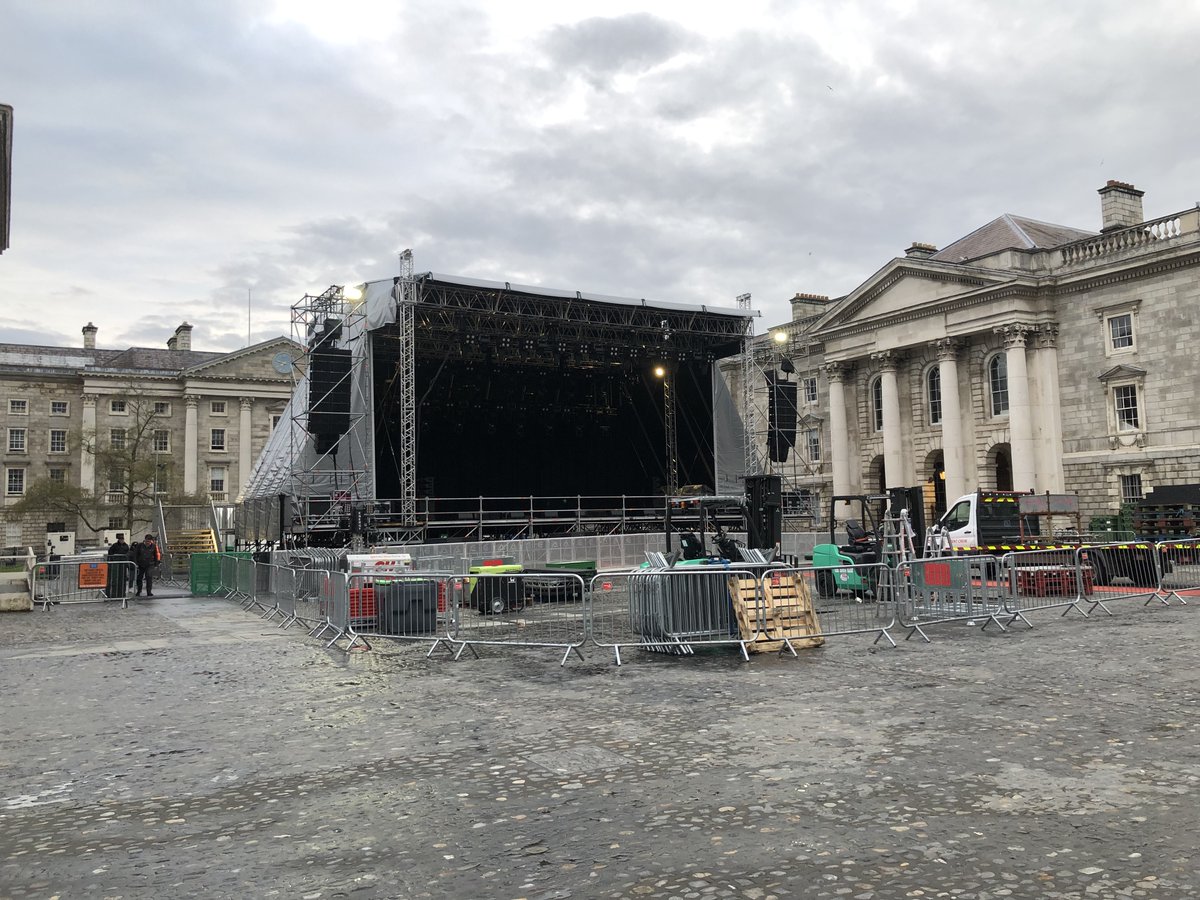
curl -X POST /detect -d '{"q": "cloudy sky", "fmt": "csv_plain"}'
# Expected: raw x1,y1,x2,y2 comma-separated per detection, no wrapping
2,0,1199,352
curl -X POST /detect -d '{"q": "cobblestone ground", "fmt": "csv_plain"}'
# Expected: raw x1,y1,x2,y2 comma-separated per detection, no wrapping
1,588,1197,899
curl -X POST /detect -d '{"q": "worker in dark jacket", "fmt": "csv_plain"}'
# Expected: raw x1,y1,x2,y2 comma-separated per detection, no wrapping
105,533,131,599
132,533,160,597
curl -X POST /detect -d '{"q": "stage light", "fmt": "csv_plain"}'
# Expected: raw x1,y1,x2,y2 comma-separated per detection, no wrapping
654,365,666,379
772,330,789,344
342,284,363,301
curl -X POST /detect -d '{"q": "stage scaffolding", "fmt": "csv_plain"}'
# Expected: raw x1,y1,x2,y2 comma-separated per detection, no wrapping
241,261,757,546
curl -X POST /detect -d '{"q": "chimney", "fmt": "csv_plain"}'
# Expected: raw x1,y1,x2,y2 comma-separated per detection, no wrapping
172,322,193,351
82,322,97,350
905,242,938,259
790,292,830,321
1098,180,1145,232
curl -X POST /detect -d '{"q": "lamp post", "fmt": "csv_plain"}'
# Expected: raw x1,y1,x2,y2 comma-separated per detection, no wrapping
654,365,678,496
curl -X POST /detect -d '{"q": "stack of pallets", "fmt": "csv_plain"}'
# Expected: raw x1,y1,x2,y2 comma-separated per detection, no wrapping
1133,485,1200,537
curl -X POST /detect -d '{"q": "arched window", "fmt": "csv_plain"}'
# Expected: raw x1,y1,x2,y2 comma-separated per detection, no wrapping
988,353,1009,416
870,376,883,431
927,366,942,425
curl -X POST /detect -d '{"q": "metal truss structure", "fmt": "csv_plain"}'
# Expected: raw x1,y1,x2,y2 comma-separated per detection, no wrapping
288,285,374,534
736,292,759,479
744,327,823,522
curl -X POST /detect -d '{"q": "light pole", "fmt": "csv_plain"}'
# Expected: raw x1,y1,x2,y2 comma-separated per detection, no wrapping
654,365,678,496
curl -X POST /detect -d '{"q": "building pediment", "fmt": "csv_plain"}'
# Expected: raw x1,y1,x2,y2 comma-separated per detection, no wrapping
1097,363,1147,382
817,259,1018,333
182,337,303,381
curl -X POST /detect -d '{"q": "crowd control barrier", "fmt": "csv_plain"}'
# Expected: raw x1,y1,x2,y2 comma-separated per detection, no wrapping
342,571,455,656
1156,538,1200,605
1072,542,1161,616
895,555,1009,640
774,563,897,648
32,557,138,609
588,567,750,664
1000,548,1090,622
447,571,588,665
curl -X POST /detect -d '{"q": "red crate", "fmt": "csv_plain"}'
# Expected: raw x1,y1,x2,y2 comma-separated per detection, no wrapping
349,586,377,621
1016,566,1093,597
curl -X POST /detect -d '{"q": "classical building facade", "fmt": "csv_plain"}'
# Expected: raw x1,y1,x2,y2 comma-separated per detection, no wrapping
740,181,1200,522
0,322,300,550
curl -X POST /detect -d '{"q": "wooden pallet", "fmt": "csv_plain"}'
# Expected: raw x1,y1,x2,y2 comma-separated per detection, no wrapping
728,572,824,652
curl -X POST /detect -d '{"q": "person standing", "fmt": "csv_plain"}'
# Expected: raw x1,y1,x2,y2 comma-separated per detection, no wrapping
132,533,160,597
106,533,131,599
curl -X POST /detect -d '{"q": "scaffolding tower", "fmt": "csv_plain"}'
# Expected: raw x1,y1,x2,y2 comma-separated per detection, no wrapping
288,284,374,534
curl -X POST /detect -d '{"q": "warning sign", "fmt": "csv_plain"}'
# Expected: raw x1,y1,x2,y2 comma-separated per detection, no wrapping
78,562,108,589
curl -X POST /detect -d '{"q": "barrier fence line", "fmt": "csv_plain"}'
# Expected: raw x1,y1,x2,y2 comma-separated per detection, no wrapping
200,543,1196,663
32,558,138,610
1157,538,1200,605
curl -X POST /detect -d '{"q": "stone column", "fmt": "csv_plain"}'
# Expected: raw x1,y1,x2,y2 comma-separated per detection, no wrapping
998,325,1036,492
80,394,97,494
238,397,253,500
825,362,851,499
871,351,903,489
184,394,199,495
934,339,966,503
1033,325,1064,493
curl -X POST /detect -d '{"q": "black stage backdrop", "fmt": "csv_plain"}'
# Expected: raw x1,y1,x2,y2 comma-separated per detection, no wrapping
373,356,716,499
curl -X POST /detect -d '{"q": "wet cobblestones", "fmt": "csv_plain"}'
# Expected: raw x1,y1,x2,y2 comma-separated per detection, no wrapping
0,591,1197,898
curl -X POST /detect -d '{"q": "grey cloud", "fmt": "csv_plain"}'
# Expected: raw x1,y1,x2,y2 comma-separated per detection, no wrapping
541,14,692,86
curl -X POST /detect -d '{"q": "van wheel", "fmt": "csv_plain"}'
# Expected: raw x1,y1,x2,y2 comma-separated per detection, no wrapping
1089,553,1110,586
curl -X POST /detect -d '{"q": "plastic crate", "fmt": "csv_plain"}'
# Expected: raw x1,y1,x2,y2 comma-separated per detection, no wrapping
1015,565,1094,597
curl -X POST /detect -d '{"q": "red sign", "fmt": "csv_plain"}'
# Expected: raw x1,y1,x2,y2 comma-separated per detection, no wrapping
924,562,952,587
78,562,108,589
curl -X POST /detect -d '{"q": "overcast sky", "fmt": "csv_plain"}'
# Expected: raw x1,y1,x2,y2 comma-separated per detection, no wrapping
2,0,1199,352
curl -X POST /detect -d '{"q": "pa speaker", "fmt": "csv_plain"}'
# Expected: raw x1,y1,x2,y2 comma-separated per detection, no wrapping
308,348,351,436
767,375,798,463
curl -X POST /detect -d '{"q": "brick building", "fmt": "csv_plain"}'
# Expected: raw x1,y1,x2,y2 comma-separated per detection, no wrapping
1,322,300,550
737,180,1200,522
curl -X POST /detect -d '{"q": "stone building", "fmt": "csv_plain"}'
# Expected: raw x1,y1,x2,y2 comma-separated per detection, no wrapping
741,180,1200,522
0,322,300,550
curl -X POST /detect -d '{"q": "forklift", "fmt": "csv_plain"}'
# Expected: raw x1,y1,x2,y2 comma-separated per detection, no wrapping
808,487,926,597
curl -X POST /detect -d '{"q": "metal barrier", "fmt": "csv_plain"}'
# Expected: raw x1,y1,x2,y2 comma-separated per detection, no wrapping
343,571,455,655
1156,538,1200,605
895,555,1009,640
448,571,588,665
588,566,751,664
233,556,256,606
1073,541,1161,616
1002,548,1090,622
216,554,240,598
32,558,138,610
309,571,351,649
780,562,897,648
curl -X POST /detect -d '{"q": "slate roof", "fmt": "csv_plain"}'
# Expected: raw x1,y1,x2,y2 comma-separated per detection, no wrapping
0,342,221,375
931,214,1096,263
94,347,224,372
